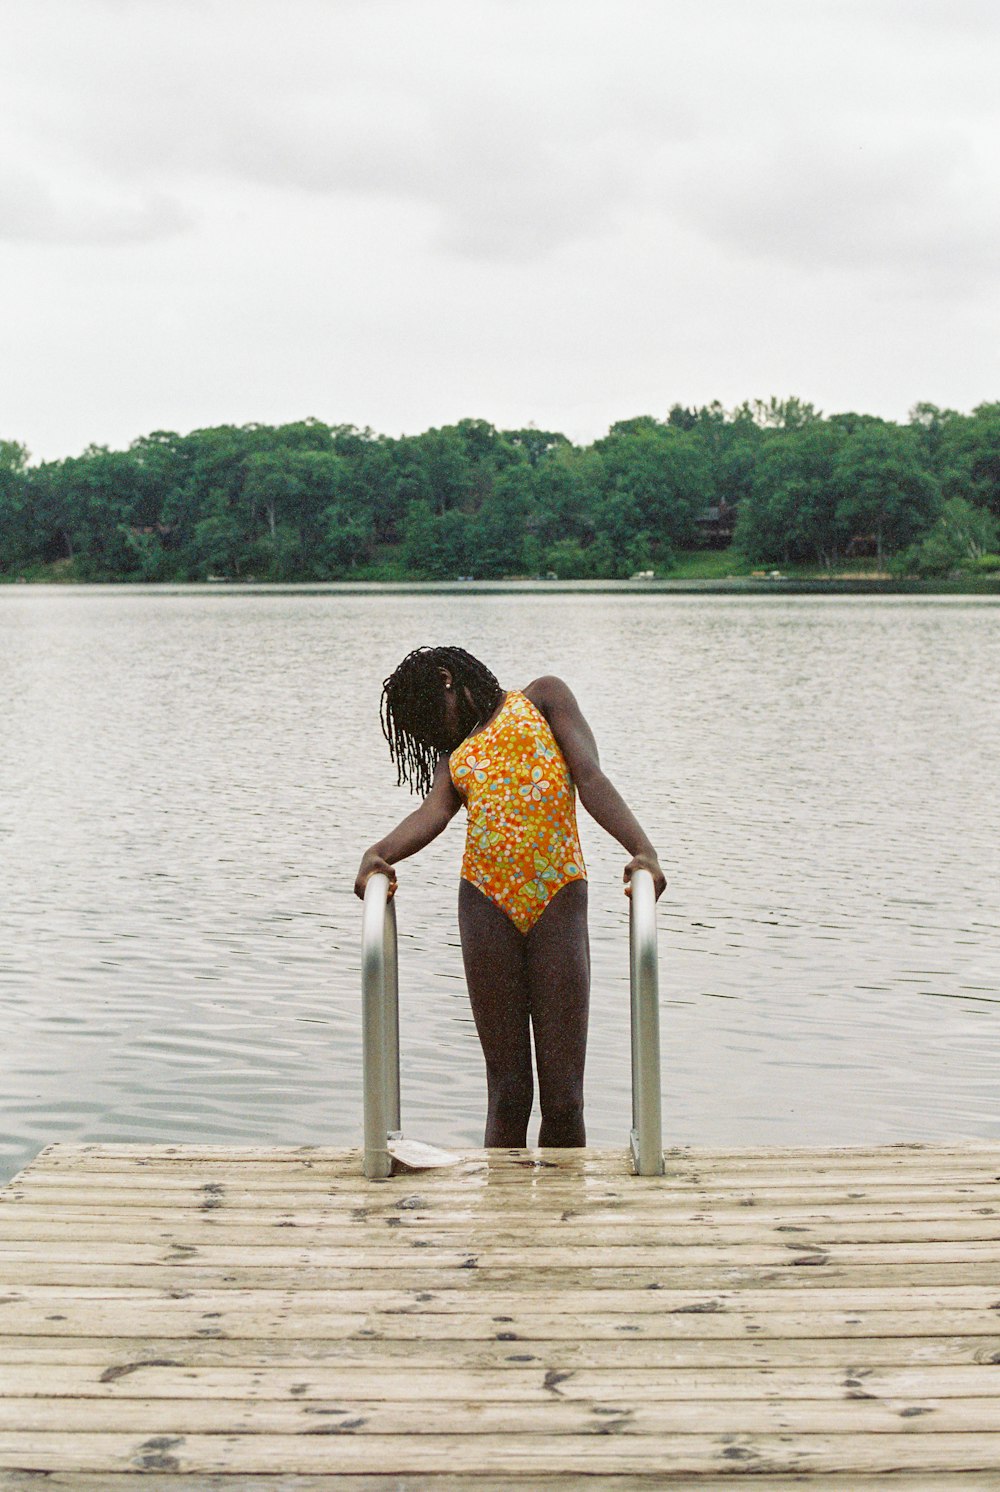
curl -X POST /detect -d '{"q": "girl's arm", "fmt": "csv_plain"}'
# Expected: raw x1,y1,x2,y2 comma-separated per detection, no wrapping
524,675,667,899
354,756,463,900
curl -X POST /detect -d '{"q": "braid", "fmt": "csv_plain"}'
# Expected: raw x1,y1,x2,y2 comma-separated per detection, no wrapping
380,646,503,796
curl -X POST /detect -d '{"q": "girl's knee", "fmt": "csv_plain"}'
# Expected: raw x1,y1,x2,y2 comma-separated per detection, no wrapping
488,1069,533,1124
541,1091,583,1124
485,1070,534,1146
538,1091,585,1146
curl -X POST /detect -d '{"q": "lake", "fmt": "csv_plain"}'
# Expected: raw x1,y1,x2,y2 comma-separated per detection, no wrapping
2,585,998,1184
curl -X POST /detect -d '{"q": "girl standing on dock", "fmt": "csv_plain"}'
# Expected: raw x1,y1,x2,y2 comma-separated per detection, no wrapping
354,646,666,1148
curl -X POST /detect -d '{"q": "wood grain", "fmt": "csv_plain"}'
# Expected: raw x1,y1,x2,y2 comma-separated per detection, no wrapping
1,1142,999,1486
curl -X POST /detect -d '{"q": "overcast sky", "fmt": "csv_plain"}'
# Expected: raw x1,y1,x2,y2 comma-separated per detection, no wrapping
2,0,998,461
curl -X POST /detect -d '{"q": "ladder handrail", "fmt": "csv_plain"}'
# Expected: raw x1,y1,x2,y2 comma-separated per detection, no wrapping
629,867,665,1175
361,872,400,1179
361,866,663,1177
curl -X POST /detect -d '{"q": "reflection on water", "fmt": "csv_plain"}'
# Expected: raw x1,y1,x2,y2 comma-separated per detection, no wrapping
1,588,998,1183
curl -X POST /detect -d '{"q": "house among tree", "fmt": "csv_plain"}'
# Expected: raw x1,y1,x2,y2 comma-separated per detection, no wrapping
845,533,879,557
129,524,175,540
694,497,737,548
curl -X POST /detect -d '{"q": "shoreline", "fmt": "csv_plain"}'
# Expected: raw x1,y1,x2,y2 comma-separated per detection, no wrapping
3,575,1000,597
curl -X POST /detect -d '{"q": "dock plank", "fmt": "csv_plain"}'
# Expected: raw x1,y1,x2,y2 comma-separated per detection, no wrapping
4,1429,1000,1475
5,1362,1000,1401
1,1143,999,1485
0,1477,996,1492
0,1474,994,1492
6,1394,1000,1434
4,1334,1000,1371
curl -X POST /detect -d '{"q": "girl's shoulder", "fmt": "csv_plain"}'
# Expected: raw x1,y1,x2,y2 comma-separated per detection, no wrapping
521,675,571,722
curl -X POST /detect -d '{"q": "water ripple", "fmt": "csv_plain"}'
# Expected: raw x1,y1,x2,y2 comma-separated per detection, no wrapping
1,588,998,1180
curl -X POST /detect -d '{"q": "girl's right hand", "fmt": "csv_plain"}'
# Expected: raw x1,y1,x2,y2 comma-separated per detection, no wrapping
354,850,398,901
624,852,667,900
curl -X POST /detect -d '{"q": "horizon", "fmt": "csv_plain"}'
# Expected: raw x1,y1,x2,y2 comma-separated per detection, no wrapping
9,393,999,469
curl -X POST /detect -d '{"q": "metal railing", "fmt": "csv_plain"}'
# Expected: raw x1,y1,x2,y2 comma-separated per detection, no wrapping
361,867,663,1178
361,872,400,1179
628,867,665,1176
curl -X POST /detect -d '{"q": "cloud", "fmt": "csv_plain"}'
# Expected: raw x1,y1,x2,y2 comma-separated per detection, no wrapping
0,165,189,244
842,0,1000,34
223,93,635,259
665,130,1000,289
7,0,995,273
52,76,641,261
0,1,689,260
3,0,1000,466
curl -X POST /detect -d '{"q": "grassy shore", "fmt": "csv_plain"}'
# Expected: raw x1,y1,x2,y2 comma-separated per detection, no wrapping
4,548,1000,592
662,549,1000,590
664,550,896,580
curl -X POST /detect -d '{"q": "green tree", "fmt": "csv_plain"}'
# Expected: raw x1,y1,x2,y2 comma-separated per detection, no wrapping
419,426,473,516
470,465,533,577
737,422,848,567
592,488,658,576
40,446,156,578
244,451,295,545
833,423,941,566
345,438,403,542
909,402,962,466
290,451,350,575
937,403,1000,518
192,490,244,578
118,526,168,581
320,501,374,575
0,440,30,572
453,417,518,472
751,396,821,431
160,425,259,571
401,500,471,579
667,404,698,431
502,427,570,467
544,537,591,579
393,437,435,511
11,400,1000,583
595,423,711,556
532,445,601,549
893,497,999,577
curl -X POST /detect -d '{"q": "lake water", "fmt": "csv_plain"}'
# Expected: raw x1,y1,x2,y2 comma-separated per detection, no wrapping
2,586,998,1184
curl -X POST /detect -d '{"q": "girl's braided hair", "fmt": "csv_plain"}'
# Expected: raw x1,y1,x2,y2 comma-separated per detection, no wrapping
380,646,503,796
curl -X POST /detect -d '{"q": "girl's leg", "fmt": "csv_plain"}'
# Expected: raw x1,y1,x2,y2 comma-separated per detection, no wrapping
526,880,590,1147
458,879,534,1147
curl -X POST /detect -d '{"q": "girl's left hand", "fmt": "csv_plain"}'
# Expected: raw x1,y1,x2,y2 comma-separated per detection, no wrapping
624,853,667,900
355,850,398,901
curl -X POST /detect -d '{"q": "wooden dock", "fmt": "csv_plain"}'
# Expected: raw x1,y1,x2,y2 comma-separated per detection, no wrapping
2,1142,1000,1488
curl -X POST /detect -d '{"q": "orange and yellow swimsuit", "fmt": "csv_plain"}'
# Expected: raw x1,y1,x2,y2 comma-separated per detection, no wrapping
449,690,586,934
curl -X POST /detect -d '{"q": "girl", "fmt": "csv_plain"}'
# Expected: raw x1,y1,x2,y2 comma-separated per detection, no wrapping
354,646,665,1148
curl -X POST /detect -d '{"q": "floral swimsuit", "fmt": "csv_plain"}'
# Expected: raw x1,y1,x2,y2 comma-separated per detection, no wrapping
449,690,586,934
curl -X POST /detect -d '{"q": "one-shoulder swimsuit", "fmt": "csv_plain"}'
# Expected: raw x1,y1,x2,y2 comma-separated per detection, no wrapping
449,690,587,935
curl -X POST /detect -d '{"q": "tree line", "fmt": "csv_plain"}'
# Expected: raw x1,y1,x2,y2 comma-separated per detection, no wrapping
1,398,998,582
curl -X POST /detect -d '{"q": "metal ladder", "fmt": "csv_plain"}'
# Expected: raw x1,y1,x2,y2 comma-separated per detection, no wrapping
361,868,664,1178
